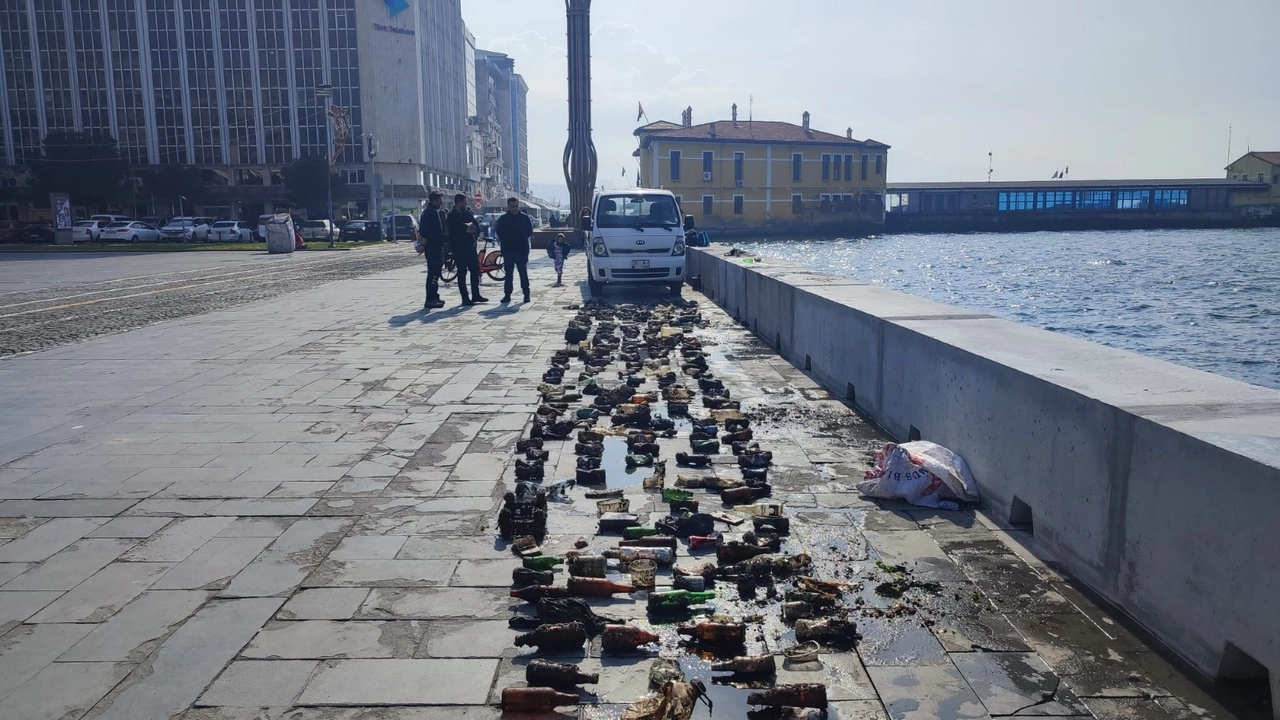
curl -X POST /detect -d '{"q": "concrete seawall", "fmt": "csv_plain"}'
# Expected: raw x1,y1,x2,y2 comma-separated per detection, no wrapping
688,247,1280,708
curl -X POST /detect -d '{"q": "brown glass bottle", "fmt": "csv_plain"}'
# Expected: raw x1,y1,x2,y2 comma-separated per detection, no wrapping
510,584,571,603
513,621,588,653
500,686,580,711
676,621,746,645
567,555,607,578
793,617,858,644
716,541,773,565
526,658,599,687
747,683,828,709
600,624,660,653
710,654,776,675
720,485,771,504
567,576,636,598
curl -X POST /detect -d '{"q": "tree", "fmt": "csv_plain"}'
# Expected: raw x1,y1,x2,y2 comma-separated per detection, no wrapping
30,131,128,208
282,154,345,218
142,165,206,214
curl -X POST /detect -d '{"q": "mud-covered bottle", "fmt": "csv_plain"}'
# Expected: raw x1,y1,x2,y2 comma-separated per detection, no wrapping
647,589,715,612
720,485,771,504
567,554,607,578
710,654,776,675
793,617,858,644
575,408,600,420
782,601,814,621
600,624,660,652
675,452,712,467
567,576,636,598
747,683,828,709
625,453,654,467
576,468,606,484
603,546,673,566
577,429,604,443
719,553,812,578
690,439,721,454
672,574,706,592
716,541,773,565
526,658,599,687
522,556,565,571
661,488,694,502
619,535,678,551
510,585,571,603
513,621,588,653
688,532,723,550
676,621,746,645
501,686,580,711
721,429,754,443
512,567,554,586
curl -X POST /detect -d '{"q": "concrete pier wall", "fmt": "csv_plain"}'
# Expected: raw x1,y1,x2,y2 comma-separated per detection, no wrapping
688,248,1280,701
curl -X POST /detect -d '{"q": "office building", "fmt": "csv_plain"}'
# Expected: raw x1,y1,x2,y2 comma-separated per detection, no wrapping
636,106,889,231
0,0,472,220
475,49,528,200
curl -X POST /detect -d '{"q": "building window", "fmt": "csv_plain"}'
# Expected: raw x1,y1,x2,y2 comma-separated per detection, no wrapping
844,154,853,181
1153,189,1188,208
1116,190,1151,210
875,154,884,175
1078,191,1112,209
791,194,802,214
669,150,681,182
702,195,713,216
861,154,869,181
1259,172,1266,182
832,155,841,181
1231,174,1239,180
702,151,713,179
733,195,744,215
792,153,802,182
821,154,830,181
997,191,1035,211
733,152,744,185
1038,191,1074,209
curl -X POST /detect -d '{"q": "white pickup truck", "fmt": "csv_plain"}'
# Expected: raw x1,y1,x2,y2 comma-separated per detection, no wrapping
585,189,690,297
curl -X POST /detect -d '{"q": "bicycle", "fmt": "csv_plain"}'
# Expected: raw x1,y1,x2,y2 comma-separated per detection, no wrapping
440,236,505,283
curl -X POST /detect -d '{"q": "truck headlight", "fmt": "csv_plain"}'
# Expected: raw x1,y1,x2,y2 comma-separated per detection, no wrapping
672,240,686,256
592,242,608,257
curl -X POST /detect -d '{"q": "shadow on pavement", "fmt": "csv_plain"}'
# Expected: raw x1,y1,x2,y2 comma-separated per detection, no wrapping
387,305,467,326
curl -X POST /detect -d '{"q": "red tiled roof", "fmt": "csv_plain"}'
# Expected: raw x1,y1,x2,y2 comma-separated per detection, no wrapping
640,120,889,149
633,120,682,136
1249,152,1280,165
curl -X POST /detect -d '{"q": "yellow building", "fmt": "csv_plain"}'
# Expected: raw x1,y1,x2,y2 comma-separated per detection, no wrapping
1225,152,1280,207
635,107,889,232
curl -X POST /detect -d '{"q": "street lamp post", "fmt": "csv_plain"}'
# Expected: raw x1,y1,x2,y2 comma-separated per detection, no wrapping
316,84,335,247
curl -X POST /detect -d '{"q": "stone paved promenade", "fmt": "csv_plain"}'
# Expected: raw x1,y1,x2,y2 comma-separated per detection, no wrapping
0,254,1250,719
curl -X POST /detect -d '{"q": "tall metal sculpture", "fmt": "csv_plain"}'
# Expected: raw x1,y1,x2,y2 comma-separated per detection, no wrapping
563,0,597,242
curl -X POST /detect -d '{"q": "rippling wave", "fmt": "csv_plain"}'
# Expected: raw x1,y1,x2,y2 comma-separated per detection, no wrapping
744,228,1280,389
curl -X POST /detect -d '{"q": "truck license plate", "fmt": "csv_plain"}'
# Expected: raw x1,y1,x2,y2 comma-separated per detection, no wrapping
632,260,650,270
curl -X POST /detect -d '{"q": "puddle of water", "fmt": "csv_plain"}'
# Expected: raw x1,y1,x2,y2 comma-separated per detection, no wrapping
600,436,653,489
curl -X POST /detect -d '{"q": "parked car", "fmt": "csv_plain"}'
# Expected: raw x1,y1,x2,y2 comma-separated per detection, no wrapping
210,220,255,242
90,214,131,225
140,215,168,229
339,220,374,242
73,220,110,242
159,216,211,242
298,219,333,241
99,221,160,243
23,222,55,243
383,214,418,243
0,221,27,243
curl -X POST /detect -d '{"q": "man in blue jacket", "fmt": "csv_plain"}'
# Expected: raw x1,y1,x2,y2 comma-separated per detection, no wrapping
494,197,533,303
417,191,447,309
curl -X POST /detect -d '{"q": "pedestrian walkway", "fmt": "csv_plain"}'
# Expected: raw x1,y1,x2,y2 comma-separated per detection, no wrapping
0,258,1250,719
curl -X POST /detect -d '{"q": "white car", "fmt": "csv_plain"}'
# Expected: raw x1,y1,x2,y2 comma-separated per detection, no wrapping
72,220,109,242
585,189,688,297
90,214,131,225
99,221,161,243
159,216,211,242
210,220,255,242
298,220,333,241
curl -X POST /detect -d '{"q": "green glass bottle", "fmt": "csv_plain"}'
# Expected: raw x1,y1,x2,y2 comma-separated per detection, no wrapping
625,453,654,467
647,589,716,612
661,488,694,502
522,556,566,571
623,526,660,540
576,408,600,420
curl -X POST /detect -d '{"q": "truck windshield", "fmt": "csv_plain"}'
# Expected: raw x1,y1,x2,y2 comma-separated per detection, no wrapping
597,195,680,228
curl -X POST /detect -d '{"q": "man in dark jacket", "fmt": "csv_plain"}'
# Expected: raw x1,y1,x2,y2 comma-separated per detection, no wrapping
494,197,533,303
418,191,447,309
446,193,487,304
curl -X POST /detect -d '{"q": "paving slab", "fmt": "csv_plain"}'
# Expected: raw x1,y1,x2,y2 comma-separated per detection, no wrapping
0,659,134,720
28,561,172,622
951,651,1090,716
121,516,235,562
0,590,62,633
2,538,136,591
867,663,992,719
222,517,351,597
60,590,210,662
243,619,425,659
150,536,275,590
278,588,371,620
0,622,96,701
0,517,106,562
86,516,173,538
297,658,498,705
0,498,138,517
195,660,319,708
303,559,458,588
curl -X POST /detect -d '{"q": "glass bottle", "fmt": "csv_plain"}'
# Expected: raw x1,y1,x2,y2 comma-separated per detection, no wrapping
513,621,588,653
710,654,776,675
500,687,580,710
676,621,746,645
647,589,716,612
747,683,828,709
567,576,636,598
522,556,565,571
600,624,661,652
526,658,599,687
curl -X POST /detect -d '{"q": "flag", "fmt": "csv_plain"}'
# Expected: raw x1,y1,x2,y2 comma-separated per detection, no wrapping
1064,166,1069,177
1052,170,1060,179
637,102,646,122
622,167,626,177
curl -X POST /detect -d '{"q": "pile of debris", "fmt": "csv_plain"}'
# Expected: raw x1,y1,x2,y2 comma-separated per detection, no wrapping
498,299,861,718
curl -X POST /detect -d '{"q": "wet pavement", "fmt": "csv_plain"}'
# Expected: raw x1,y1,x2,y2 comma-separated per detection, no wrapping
0,256,1260,719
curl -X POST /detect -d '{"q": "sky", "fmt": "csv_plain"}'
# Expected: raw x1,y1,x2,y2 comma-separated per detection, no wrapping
462,0,1280,203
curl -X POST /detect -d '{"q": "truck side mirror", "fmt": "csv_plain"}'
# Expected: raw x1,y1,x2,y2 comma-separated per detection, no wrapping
683,215,696,232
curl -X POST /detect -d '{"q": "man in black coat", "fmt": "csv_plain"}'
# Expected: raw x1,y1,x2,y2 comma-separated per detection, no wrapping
446,193,487,304
417,191,447,309
494,197,533,303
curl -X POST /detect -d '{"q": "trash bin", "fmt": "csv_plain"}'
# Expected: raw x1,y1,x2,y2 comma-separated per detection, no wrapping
265,213,295,254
